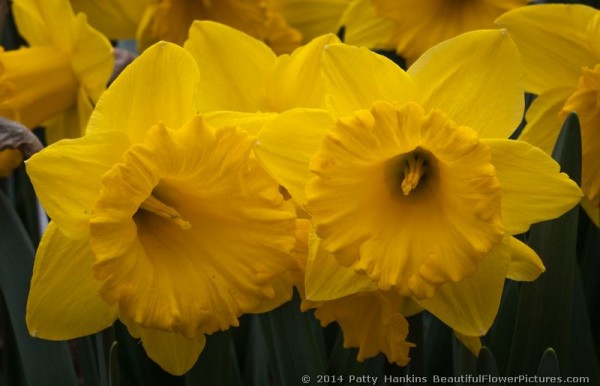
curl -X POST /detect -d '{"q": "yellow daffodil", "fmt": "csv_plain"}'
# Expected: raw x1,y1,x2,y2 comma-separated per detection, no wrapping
255,30,583,361
135,0,301,54
70,0,151,40
181,20,339,129
497,4,600,226
0,0,113,142
25,42,297,375
270,0,353,42
341,0,526,65
0,0,112,175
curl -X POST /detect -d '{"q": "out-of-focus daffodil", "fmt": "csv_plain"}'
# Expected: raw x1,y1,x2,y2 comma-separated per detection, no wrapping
341,0,526,65
70,0,151,40
497,4,600,226
0,0,113,141
0,0,113,175
270,0,353,42
255,30,582,361
136,0,302,54
25,42,297,375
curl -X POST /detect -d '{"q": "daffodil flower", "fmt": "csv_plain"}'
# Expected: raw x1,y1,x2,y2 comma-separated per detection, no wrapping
0,0,113,142
70,0,150,40
0,0,112,174
255,30,583,361
270,0,353,43
341,0,526,65
497,4,600,226
134,0,301,54
25,42,298,375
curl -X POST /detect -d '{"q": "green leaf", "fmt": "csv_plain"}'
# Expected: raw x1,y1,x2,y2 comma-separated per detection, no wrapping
536,348,560,378
109,341,120,386
476,347,499,378
259,291,327,385
507,113,581,375
185,330,243,386
0,190,78,386
566,267,600,383
241,316,270,386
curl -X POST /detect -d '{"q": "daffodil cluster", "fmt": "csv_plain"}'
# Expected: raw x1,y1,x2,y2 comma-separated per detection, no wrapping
7,0,592,377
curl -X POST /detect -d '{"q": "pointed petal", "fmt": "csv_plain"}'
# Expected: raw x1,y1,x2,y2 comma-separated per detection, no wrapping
455,332,482,356
13,0,114,102
12,0,75,47
274,0,351,42
341,0,393,48
484,138,583,235
417,238,510,337
87,41,199,144
408,29,524,139
265,34,340,111
255,108,334,209
519,88,574,155
581,197,600,227
507,236,545,282
305,229,377,301
184,21,276,112
322,44,416,117
70,0,147,40
496,4,599,94
26,222,117,340
203,111,277,136
26,130,131,239
138,327,206,376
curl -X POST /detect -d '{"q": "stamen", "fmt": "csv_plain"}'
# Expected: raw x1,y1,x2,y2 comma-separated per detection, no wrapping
139,194,191,230
401,155,426,196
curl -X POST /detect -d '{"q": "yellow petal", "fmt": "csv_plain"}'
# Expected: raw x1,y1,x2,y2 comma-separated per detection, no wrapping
26,130,131,239
0,149,23,177
13,0,114,103
417,238,511,337
265,34,340,112
484,138,583,235
13,0,74,47
305,229,377,302
203,111,277,136
340,0,393,48
88,41,199,144
581,197,600,227
507,236,545,282
125,322,206,376
455,332,482,356
311,291,414,365
321,44,416,117
519,88,574,155
70,0,148,40
184,21,276,112
26,222,117,340
408,29,524,140
496,4,599,95
272,0,351,42
373,0,526,65
43,87,94,144
255,108,334,209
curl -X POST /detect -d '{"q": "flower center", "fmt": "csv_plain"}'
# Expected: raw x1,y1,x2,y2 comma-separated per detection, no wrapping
138,192,191,230
308,101,504,298
401,152,427,195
